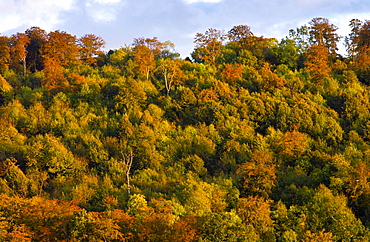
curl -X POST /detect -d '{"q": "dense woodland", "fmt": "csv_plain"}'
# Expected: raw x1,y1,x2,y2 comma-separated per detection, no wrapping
2,17,370,241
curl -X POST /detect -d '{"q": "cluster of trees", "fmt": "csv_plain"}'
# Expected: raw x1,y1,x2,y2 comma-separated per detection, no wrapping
1,17,370,241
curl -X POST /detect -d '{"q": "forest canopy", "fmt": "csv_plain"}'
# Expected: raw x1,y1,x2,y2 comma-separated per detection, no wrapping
1,17,370,241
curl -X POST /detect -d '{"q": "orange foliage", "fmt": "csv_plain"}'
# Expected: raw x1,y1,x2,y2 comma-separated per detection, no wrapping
352,46,370,77
6,225,33,242
237,150,277,198
10,33,30,76
139,212,173,241
90,212,125,241
170,215,200,242
41,59,69,92
161,59,188,95
305,45,331,85
109,209,137,241
277,129,310,159
0,36,10,72
347,161,370,199
42,30,79,68
0,194,80,241
134,45,155,80
133,37,164,57
308,17,339,56
240,36,275,59
40,30,80,92
221,63,244,83
67,72,86,89
197,89,219,103
259,62,286,91
237,196,273,237
194,28,226,65
78,34,106,66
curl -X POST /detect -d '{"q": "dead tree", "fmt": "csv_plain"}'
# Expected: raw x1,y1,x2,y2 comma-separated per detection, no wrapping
120,150,134,196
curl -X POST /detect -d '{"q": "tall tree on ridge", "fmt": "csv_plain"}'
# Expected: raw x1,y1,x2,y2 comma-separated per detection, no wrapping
41,31,79,91
0,35,10,73
228,25,254,43
25,27,47,72
308,17,340,57
78,34,106,66
345,19,362,60
10,33,30,76
305,45,331,86
193,28,226,65
42,30,79,68
347,20,370,84
133,44,155,80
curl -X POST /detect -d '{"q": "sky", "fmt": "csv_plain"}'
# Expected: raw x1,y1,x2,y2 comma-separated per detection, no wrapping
1,0,370,58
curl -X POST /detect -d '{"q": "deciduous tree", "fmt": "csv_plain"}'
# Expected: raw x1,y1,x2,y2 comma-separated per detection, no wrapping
41,31,79,91
42,30,79,68
193,28,226,65
120,150,134,196
133,45,155,80
133,37,163,57
10,33,30,76
221,63,244,84
159,58,187,95
228,25,253,43
305,45,331,86
197,211,258,242
0,36,10,73
237,150,276,198
237,196,274,241
258,62,286,91
78,34,106,66
25,27,47,72
308,17,340,56
345,19,362,60
306,185,367,241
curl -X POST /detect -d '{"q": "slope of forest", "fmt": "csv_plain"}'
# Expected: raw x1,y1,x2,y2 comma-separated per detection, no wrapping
1,17,370,241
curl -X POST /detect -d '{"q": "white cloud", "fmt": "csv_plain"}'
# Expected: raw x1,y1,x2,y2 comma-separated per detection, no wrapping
85,0,127,23
0,0,75,33
93,0,122,4
184,0,222,4
89,9,117,22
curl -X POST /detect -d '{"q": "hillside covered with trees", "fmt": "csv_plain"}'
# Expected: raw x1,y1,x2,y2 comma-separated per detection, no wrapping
2,17,370,241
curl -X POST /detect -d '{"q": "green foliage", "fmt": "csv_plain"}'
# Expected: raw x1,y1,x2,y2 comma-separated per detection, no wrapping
26,134,77,177
127,193,149,218
0,118,27,160
0,74,13,105
198,211,258,242
306,185,368,241
68,209,95,239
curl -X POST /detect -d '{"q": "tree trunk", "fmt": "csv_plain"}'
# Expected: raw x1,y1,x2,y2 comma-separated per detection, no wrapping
22,58,27,76
121,151,134,197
